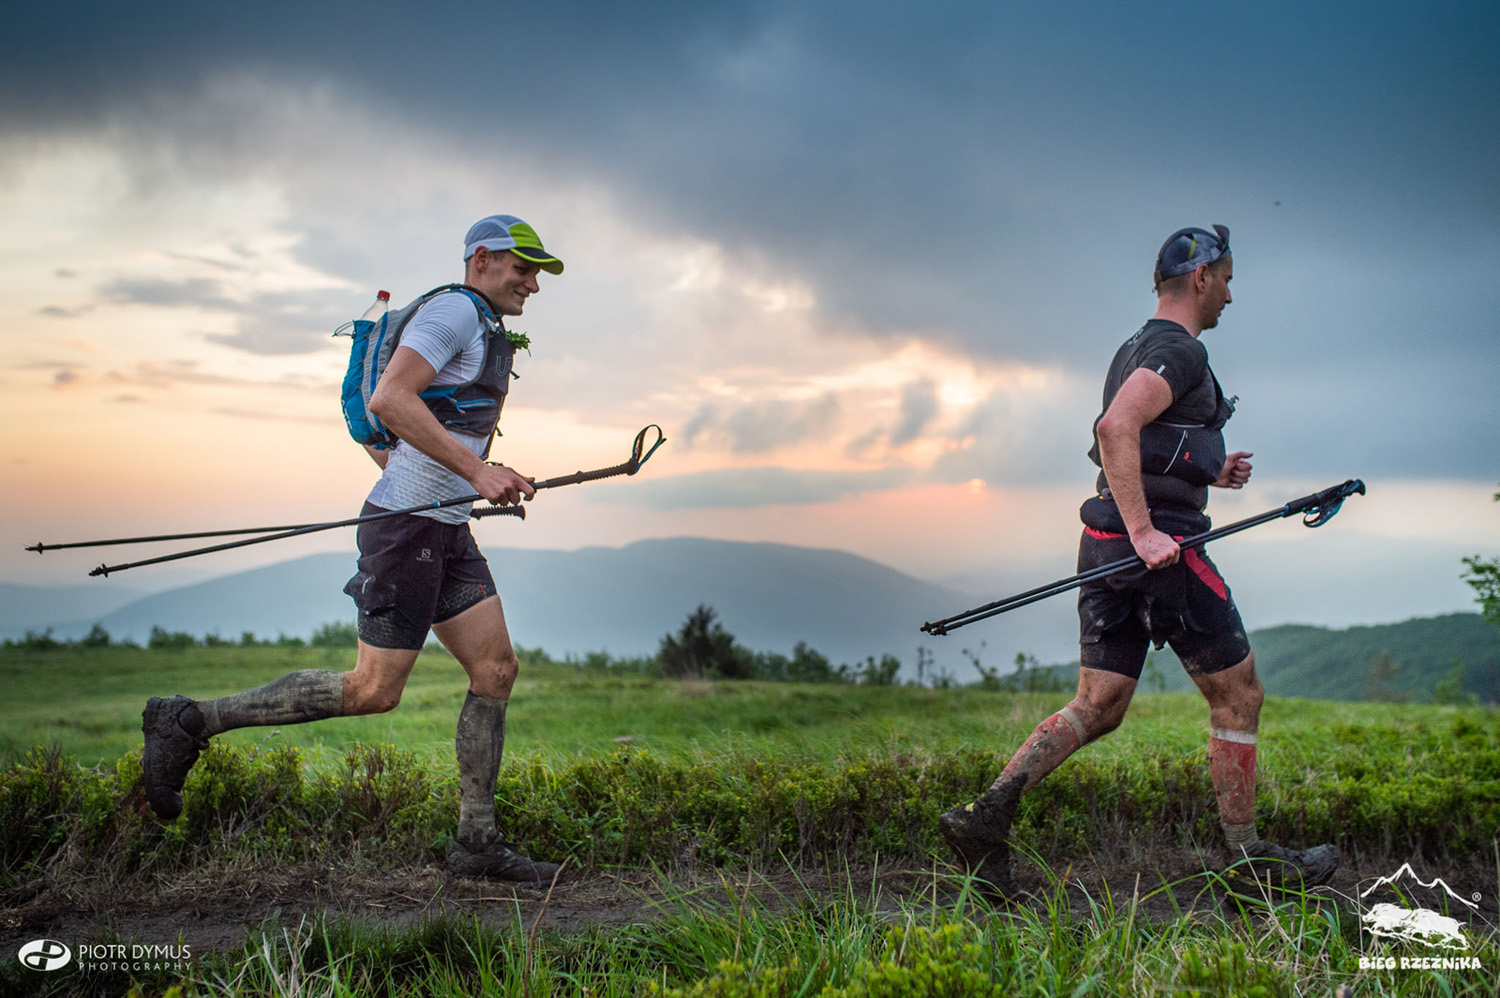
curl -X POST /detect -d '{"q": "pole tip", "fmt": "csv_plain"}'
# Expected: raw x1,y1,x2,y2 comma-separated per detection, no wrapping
89,565,108,578
26,543,43,553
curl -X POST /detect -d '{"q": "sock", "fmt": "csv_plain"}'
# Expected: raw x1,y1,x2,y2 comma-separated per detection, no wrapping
992,707,1087,793
1210,727,1258,847
1222,820,1259,852
197,670,345,736
455,692,507,848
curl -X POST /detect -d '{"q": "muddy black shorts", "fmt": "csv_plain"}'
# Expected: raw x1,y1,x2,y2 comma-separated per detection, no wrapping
1076,528,1250,680
342,503,497,650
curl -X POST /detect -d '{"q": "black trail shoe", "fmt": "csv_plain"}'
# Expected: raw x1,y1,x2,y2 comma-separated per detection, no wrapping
938,779,1023,899
1228,840,1340,890
141,695,209,820
447,840,562,883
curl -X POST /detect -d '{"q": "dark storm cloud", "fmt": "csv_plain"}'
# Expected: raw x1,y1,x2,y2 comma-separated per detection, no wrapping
8,1,1494,351
6,0,1497,477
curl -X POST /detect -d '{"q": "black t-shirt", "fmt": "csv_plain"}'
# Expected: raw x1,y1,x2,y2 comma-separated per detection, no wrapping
1099,319,1218,427
1082,319,1230,534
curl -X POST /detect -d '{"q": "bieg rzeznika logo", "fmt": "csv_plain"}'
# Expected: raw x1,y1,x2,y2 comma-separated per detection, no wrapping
1357,863,1484,970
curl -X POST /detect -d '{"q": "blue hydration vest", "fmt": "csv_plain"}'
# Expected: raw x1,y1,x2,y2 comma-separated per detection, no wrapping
340,284,516,455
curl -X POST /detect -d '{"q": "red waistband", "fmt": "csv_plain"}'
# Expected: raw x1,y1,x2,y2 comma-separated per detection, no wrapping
1084,527,1127,539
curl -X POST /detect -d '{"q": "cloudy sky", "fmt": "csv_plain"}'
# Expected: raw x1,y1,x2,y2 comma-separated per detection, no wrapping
3,1,1497,652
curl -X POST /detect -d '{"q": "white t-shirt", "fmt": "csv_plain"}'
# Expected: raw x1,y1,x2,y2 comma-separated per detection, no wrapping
365,292,495,523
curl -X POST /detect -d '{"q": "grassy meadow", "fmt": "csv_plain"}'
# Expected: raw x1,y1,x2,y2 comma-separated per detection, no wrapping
2,642,1499,996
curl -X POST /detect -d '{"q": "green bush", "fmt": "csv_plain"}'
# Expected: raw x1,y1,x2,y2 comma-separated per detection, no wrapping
309,620,360,648
3,734,1498,883
148,626,198,651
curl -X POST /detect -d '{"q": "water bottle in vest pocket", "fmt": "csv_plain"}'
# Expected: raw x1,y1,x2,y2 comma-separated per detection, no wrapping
334,285,513,451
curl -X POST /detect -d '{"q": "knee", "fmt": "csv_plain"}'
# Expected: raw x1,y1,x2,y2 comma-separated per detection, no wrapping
469,649,520,700
1245,674,1264,714
1087,709,1127,740
1207,654,1263,724
342,675,402,715
1071,693,1131,740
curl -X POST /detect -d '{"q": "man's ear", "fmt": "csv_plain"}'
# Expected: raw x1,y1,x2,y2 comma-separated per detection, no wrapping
1191,262,1212,294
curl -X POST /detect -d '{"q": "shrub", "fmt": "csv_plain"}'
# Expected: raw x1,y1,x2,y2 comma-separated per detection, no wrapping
148,626,197,651
310,620,360,648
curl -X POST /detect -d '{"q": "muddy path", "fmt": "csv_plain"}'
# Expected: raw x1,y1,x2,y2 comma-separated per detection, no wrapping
6,850,1497,960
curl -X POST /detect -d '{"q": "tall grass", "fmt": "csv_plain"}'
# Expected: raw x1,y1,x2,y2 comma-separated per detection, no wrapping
4,645,1498,996
7,866,1495,996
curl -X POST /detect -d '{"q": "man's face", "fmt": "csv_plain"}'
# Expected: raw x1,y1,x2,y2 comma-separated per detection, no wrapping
1199,255,1233,329
471,249,542,316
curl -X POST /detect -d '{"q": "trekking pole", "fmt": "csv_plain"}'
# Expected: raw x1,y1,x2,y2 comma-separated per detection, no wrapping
84,504,526,577
30,425,667,558
32,425,665,578
920,478,1366,636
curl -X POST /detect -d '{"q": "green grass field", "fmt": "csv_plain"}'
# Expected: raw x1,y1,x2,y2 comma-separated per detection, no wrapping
3,644,1498,996
4,642,1484,773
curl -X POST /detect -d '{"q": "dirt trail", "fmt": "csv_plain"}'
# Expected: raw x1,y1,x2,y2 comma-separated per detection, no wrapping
4,855,1496,959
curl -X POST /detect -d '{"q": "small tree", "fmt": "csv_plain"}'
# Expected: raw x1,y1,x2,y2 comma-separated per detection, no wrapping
311,621,360,648
788,642,847,683
1432,659,1479,706
658,605,752,680
1462,487,1500,626
1363,651,1412,703
962,642,1003,690
148,626,197,651
855,654,901,686
79,624,112,649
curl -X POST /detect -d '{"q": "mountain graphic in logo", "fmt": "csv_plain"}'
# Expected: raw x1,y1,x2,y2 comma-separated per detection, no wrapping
1359,863,1478,951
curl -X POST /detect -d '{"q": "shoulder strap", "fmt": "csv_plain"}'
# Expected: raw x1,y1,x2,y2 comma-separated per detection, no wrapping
417,283,504,330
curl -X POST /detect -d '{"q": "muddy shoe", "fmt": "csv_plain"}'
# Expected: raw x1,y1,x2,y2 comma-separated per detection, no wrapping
447,840,561,883
141,695,209,820
938,779,1023,899
1228,840,1339,889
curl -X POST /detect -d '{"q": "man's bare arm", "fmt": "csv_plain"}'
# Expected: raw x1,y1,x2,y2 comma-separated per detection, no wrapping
369,346,534,505
1095,367,1178,569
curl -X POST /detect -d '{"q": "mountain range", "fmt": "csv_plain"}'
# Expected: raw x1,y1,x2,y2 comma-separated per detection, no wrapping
6,538,1496,700
0,538,1078,677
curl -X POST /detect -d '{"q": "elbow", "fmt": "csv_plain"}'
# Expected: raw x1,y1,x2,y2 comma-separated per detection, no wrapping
368,389,395,423
1095,413,1133,447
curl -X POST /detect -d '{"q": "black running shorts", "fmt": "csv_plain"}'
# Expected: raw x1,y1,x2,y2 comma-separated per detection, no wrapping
342,503,497,650
1076,528,1250,679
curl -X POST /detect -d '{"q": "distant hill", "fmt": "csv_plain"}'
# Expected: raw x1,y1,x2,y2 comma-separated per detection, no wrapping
1035,613,1500,704
0,582,150,632
1230,614,1500,703
10,539,1494,702
0,538,1076,678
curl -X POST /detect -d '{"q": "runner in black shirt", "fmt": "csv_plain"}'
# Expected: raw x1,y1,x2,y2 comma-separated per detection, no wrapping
939,225,1339,898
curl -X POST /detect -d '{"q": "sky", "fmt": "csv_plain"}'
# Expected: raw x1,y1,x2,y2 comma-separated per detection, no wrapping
2,1,1498,653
